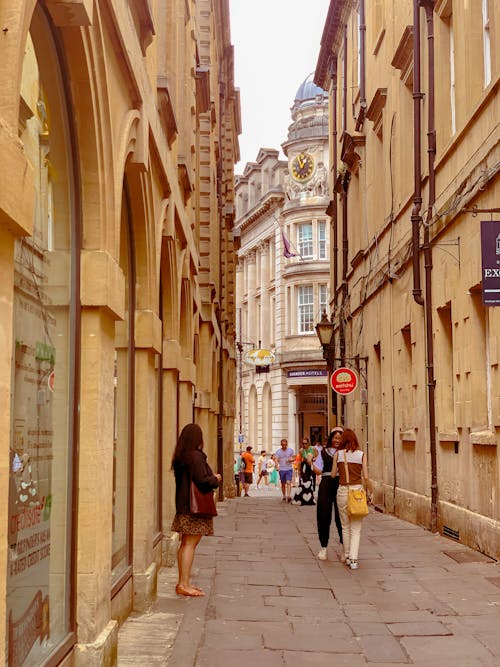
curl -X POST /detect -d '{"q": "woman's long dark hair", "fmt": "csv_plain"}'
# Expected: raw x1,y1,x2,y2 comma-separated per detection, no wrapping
340,428,360,452
171,423,204,468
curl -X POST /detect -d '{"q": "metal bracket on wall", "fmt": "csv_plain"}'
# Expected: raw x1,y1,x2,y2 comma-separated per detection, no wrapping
433,237,461,268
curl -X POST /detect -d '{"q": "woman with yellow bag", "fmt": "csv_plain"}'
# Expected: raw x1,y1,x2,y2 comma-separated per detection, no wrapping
330,429,372,570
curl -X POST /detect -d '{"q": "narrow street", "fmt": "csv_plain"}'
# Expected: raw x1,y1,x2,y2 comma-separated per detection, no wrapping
118,487,500,666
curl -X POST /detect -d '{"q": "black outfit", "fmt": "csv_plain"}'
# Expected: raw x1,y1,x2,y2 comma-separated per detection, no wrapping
292,460,316,505
316,448,343,547
171,449,219,535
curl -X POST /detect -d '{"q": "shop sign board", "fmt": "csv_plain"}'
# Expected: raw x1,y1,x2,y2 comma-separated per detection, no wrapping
330,367,358,394
481,220,500,306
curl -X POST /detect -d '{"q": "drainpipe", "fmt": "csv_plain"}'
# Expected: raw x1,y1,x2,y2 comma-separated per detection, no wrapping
412,1,424,305
332,59,338,300
217,81,225,501
331,58,339,423
340,27,349,425
355,0,366,131
422,0,438,534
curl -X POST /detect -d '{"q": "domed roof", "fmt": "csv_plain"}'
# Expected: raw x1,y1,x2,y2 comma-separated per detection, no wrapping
294,73,327,104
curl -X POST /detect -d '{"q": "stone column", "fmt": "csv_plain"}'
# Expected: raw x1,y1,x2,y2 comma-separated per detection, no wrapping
288,388,297,452
247,251,256,343
132,309,162,612
260,241,270,347
75,251,125,665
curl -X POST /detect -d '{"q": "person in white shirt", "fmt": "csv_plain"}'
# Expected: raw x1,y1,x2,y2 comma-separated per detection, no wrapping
274,439,295,502
331,428,372,570
256,450,269,487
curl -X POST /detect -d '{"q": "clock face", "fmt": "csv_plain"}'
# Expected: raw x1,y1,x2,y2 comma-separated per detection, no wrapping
291,152,314,181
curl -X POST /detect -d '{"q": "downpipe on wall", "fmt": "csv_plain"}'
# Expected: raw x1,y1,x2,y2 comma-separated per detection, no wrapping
413,0,438,534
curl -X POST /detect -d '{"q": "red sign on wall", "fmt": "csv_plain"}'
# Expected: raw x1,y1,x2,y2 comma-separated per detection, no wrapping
331,367,358,394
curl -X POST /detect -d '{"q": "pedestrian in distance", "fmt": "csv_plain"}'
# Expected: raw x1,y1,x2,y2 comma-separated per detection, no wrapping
291,452,316,506
240,445,255,496
171,423,221,597
299,436,316,490
256,450,269,488
275,438,295,502
267,454,279,487
313,426,344,561
234,456,242,497
331,428,372,570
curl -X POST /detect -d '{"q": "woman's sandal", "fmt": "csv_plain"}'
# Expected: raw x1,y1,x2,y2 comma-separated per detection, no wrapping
175,584,205,597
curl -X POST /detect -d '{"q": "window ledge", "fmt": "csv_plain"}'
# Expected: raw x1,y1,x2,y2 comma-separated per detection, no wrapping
438,430,460,442
469,430,497,446
400,429,417,442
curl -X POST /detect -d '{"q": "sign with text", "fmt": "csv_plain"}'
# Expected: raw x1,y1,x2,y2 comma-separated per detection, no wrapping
331,367,358,394
286,369,328,378
481,220,500,306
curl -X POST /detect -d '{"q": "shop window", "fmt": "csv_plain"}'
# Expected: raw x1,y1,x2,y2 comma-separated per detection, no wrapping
8,6,79,665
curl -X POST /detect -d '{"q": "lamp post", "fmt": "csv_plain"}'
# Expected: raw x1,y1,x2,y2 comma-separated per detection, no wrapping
315,310,337,430
235,338,255,444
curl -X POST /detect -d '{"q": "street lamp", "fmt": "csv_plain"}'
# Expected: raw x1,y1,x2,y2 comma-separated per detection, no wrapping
315,310,335,369
315,310,337,430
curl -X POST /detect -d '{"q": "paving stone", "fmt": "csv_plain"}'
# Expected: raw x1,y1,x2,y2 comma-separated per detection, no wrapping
196,648,285,667
359,635,409,663
289,620,353,637
387,621,451,636
263,630,362,653
264,594,339,609
401,635,495,662
348,621,391,635
282,651,367,666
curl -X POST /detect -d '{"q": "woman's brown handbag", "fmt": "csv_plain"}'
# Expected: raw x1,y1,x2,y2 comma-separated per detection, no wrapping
190,480,217,517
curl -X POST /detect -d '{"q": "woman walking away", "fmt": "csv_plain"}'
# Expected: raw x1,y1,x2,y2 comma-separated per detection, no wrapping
331,428,372,570
171,423,221,596
313,427,344,560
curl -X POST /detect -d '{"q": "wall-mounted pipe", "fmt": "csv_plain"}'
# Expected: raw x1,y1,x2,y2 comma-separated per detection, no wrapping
355,0,366,131
422,0,438,534
412,1,424,305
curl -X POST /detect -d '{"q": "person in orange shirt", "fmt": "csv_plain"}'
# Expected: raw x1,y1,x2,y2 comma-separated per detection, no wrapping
241,445,255,497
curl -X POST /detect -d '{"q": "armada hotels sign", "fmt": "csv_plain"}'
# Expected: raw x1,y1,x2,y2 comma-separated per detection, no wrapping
481,220,500,306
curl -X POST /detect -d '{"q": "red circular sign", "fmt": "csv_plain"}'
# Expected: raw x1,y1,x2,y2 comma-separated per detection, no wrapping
330,367,358,394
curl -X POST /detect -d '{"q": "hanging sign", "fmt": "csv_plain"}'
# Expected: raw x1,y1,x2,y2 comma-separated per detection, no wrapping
330,367,358,394
243,348,276,367
481,220,500,306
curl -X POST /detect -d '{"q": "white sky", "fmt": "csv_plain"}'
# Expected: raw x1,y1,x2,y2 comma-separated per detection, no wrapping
230,0,331,174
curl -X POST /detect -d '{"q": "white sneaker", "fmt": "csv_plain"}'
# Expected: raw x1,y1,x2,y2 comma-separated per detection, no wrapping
317,547,327,561
349,559,358,570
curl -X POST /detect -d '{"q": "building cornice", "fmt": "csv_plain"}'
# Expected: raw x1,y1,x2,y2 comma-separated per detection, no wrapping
238,188,284,232
314,0,355,89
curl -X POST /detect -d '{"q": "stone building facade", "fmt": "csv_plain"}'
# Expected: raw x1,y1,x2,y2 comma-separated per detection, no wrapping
315,0,499,558
234,77,334,454
0,0,240,664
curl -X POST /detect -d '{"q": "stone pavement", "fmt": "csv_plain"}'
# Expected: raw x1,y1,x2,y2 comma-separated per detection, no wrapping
118,484,500,666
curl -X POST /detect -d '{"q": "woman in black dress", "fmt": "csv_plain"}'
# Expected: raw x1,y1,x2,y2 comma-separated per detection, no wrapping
171,423,220,596
313,426,343,560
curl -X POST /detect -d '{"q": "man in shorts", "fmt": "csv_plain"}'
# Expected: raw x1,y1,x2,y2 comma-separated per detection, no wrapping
241,445,255,497
275,438,295,502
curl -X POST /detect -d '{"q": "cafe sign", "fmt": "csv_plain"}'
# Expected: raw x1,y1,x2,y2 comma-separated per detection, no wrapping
481,220,500,306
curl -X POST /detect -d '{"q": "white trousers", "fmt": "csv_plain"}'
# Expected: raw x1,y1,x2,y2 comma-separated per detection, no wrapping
337,484,365,561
